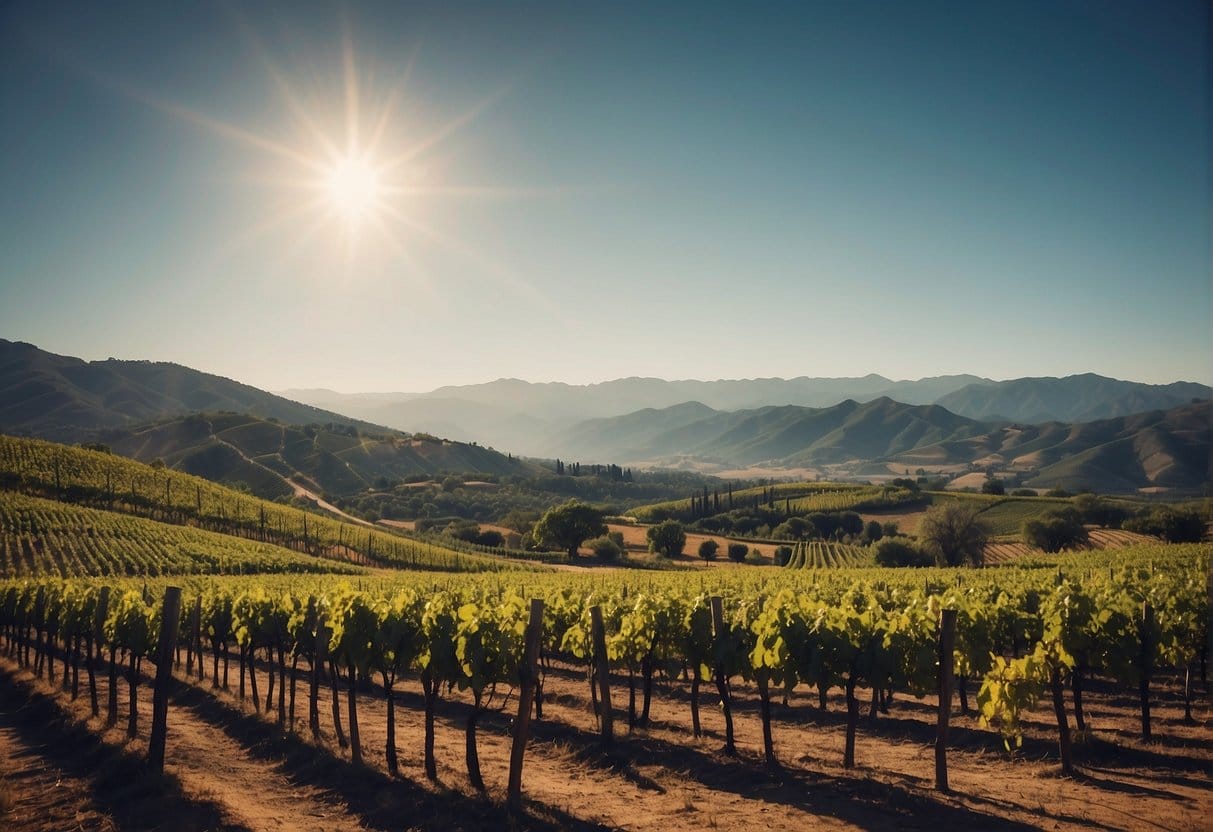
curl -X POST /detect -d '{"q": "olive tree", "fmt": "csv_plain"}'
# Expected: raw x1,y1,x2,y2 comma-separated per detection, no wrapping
533,500,607,560
918,502,989,566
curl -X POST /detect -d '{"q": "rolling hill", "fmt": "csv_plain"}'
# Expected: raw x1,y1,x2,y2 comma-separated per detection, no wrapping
0,338,381,442
102,412,541,499
548,398,987,466
0,340,543,497
935,373,1211,423
548,398,1212,493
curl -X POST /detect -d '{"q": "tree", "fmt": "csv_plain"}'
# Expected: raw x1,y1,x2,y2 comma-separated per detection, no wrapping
918,502,989,567
1124,506,1205,543
647,520,687,558
1072,494,1127,529
872,538,931,567
1022,507,1088,553
586,536,624,562
861,520,883,544
500,509,539,535
727,543,749,563
697,539,719,561
773,544,792,566
981,477,1005,495
532,500,606,560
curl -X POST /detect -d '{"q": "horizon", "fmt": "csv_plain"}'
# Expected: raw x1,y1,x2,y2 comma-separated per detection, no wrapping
6,335,1211,396
2,1,1210,392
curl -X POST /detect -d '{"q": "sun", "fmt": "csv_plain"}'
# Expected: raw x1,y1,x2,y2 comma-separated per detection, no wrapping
324,156,381,223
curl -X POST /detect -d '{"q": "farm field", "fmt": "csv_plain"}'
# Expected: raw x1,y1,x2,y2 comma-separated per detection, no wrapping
0,437,1209,832
604,522,781,565
4,3,1210,831
1,549,1209,832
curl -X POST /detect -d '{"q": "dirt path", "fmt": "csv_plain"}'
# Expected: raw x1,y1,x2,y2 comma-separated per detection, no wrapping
4,645,1210,832
208,427,372,529
286,479,372,528
0,662,243,831
0,707,114,832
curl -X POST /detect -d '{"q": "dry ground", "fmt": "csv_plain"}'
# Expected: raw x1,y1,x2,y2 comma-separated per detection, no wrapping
2,636,1210,832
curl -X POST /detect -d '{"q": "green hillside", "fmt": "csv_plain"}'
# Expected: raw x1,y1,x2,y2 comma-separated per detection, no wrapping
0,434,526,573
0,491,364,578
0,338,384,441
105,412,541,500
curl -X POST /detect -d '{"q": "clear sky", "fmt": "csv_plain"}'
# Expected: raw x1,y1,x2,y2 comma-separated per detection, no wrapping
1,1,1209,392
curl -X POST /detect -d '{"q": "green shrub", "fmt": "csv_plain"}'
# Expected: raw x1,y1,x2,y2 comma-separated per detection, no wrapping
586,535,624,562
773,544,793,566
872,538,931,567
1023,507,1089,552
647,520,687,557
1124,506,1205,543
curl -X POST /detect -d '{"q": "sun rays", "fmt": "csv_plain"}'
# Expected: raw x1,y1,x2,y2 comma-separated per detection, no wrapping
97,15,563,292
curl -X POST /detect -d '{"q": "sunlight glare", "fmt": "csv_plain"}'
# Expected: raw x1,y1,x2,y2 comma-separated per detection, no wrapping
325,156,381,222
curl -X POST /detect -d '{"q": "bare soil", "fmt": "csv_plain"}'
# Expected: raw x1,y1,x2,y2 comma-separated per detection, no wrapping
2,638,1210,832
605,523,777,565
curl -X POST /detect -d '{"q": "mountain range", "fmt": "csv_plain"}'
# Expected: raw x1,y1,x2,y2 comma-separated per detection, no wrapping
0,339,536,495
0,338,374,441
3,339,1209,494
284,373,1211,456
551,396,1212,492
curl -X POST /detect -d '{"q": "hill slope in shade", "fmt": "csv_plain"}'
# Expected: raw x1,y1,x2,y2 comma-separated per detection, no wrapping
103,412,541,499
935,373,1211,423
889,401,1212,492
553,398,1211,493
551,398,987,466
0,338,382,442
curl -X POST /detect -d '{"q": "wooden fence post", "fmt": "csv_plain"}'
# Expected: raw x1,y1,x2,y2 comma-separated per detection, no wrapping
508,598,545,812
935,608,957,792
148,587,183,772
589,605,613,745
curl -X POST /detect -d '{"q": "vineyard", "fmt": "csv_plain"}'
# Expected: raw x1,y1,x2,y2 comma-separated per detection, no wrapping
785,484,924,514
983,528,1160,564
0,491,366,578
1,539,1209,830
0,435,519,574
781,539,871,569
628,481,869,522
0,435,1209,831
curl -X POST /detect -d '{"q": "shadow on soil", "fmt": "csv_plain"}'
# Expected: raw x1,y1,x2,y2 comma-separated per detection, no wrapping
168,680,614,832
0,663,245,832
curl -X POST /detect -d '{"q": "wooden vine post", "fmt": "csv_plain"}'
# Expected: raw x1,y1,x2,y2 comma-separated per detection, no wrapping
589,605,613,745
310,619,328,740
148,586,183,773
710,596,736,756
88,586,111,718
1206,556,1212,705
1139,601,1153,741
507,598,545,812
935,608,957,791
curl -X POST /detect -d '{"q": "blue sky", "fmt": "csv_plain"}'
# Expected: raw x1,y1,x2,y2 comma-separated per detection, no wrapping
1,1,1209,391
